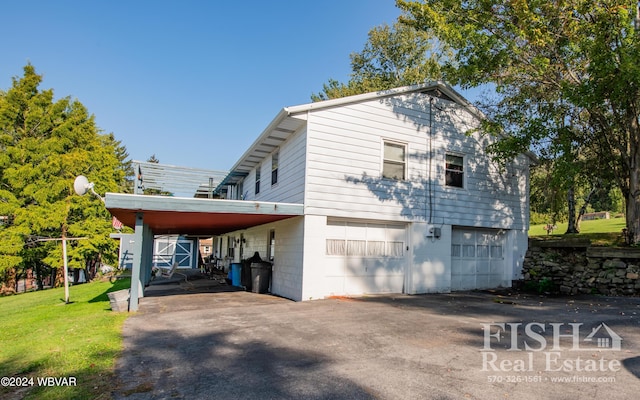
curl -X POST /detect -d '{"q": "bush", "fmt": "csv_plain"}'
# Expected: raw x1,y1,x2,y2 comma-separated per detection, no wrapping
524,277,556,294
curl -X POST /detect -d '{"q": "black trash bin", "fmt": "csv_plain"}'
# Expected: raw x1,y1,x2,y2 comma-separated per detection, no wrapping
241,259,253,291
250,262,272,294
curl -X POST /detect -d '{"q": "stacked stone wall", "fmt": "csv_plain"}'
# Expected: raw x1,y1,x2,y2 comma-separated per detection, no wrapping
522,240,640,296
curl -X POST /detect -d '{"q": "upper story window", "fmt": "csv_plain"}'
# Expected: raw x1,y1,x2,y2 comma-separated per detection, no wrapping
237,180,244,200
445,154,464,188
255,165,261,195
271,150,279,185
382,141,406,180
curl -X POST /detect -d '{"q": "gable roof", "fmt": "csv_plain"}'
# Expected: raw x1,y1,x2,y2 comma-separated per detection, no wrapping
217,82,478,190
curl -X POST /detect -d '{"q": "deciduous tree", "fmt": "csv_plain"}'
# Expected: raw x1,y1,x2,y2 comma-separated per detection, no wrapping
312,21,449,101
398,0,640,244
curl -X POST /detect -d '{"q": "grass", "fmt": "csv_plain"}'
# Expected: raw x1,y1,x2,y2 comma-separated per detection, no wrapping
529,216,627,246
0,278,130,400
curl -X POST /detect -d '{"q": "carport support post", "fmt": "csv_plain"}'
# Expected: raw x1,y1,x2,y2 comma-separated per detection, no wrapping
129,212,145,312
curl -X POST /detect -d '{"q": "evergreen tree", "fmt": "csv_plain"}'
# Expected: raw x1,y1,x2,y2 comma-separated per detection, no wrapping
0,65,130,291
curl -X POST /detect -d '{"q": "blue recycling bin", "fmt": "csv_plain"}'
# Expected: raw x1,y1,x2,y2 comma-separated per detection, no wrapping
230,263,242,287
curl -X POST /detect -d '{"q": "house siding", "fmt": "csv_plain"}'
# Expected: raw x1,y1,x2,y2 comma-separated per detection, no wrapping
303,93,529,231
212,85,531,300
217,216,305,301
243,127,307,204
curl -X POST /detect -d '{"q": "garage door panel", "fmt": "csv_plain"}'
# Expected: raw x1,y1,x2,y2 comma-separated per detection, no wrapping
476,260,490,274
325,220,406,295
459,275,477,290
344,258,367,276
345,275,403,294
386,225,406,242
346,223,367,238
366,258,403,274
476,274,491,289
325,258,345,277
454,260,476,275
488,275,504,288
490,260,504,275
452,228,506,291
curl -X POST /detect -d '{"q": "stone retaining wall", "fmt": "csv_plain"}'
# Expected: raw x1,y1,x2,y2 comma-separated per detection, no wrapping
522,239,640,296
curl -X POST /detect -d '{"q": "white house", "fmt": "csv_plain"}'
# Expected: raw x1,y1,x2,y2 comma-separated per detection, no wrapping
105,82,531,310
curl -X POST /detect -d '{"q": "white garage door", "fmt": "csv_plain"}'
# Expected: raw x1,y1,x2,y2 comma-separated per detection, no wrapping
451,228,505,290
324,219,407,295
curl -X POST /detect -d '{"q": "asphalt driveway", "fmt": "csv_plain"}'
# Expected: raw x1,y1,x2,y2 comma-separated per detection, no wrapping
113,280,640,400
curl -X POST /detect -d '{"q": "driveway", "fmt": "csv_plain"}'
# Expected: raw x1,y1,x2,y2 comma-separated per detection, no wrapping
113,282,640,399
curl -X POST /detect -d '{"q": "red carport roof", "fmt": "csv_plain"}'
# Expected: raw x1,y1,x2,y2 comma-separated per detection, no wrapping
105,193,304,235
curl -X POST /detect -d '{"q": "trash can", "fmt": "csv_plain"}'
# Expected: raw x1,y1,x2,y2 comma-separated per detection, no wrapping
107,289,130,312
230,263,242,287
241,259,253,291
250,262,272,294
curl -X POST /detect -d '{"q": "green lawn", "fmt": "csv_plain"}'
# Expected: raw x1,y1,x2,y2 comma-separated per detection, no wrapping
0,278,130,400
529,216,627,245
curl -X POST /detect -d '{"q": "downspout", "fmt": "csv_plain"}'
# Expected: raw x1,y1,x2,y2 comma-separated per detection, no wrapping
428,97,434,225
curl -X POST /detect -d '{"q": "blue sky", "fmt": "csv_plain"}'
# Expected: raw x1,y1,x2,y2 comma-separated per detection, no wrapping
1,1,445,171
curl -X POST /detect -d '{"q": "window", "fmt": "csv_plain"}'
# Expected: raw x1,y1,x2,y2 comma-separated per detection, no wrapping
382,141,406,180
326,239,405,257
255,165,261,194
239,181,244,200
326,239,346,256
267,230,275,261
227,237,235,258
271,151,279,185
445,154,464,188
367,241,385,257
347,240,366,256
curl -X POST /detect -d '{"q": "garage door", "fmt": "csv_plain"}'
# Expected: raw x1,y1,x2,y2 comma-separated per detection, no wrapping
324,219,407,295
451,228,505,290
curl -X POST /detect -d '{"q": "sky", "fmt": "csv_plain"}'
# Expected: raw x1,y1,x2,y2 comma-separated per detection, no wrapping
1,1,441,172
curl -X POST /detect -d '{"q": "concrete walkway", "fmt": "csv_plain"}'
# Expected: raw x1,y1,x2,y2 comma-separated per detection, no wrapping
113,276,640,399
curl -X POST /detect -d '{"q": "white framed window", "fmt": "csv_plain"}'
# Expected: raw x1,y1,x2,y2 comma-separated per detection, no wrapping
445,154,464,188
267,230,276,261
255,165,261,194
271,150,279,186
382,141,406,180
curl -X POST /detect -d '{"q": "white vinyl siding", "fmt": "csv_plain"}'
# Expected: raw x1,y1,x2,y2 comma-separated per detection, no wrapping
244,128,306,204
303,93,529,230
216,217,304,301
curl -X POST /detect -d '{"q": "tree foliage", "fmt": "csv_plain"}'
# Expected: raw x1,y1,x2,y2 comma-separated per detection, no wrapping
398,0,640,243
0,65,130,290
312,21,450,101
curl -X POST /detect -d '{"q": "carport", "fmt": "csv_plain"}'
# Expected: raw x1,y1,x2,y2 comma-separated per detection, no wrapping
104,193,304,311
